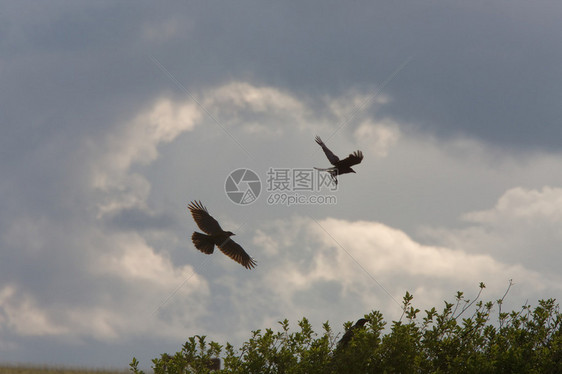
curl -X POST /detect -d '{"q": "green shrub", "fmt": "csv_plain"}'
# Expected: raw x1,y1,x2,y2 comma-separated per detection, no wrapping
131,283,561,373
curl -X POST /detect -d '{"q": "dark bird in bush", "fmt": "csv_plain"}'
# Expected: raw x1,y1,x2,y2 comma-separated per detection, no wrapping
338,318,369,348
188,200,256,269
314,136,363,185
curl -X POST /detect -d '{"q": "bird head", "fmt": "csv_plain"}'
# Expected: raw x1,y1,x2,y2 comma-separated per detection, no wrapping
355,318,369,327
225,231,235,237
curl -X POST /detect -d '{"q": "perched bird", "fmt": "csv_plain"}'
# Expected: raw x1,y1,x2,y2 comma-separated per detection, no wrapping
337,318,369,348
314,136,363,185
188,200,256,269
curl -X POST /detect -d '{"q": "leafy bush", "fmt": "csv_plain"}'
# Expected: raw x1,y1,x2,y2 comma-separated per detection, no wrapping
131,283,561,373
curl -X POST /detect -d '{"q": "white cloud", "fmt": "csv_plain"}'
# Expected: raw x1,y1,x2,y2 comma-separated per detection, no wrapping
252,229,281,256
93,98,201,184
240,214,559,331
90,98,201,216
94,231,208,295
0,285,67,336
207,82,305,115
0,226,211,341
354,119,400,157
326,90,390,124
310,218,542,285
201,81,308,136
5,77,562,366
463,186,562,224
199,82,398,139
420,186,562,277
82,232,211,340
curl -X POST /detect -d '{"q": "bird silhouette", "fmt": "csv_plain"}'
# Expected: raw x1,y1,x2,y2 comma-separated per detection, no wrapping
337,318,369,348
188,201,256,269
314,136,363,185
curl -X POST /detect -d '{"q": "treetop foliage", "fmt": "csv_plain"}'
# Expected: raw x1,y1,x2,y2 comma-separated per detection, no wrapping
131,283,561,373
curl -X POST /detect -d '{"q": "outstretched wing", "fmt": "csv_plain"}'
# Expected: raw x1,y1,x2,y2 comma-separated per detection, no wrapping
315,136,340,165
188,200,223,235
338,151,363,168
217,237,257,269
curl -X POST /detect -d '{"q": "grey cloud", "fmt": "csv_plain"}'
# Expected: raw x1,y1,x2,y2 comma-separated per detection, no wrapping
3,1,562,369
104,207,179,232
150,2,562,150
292,280,344,309
4,1,562,156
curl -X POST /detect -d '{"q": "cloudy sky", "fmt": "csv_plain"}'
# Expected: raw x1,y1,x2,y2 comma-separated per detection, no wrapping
2,1,562,369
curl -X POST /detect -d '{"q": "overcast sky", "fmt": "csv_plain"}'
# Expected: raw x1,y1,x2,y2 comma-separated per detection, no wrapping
2,1,562,369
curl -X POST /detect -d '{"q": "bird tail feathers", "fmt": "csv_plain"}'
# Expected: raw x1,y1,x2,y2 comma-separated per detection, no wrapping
192,232,215,254
314,167,339,184
313,166,335,171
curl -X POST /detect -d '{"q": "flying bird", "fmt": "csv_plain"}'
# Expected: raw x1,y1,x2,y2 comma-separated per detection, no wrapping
188,200,256,269
314,136,363,185
337,318,369,348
